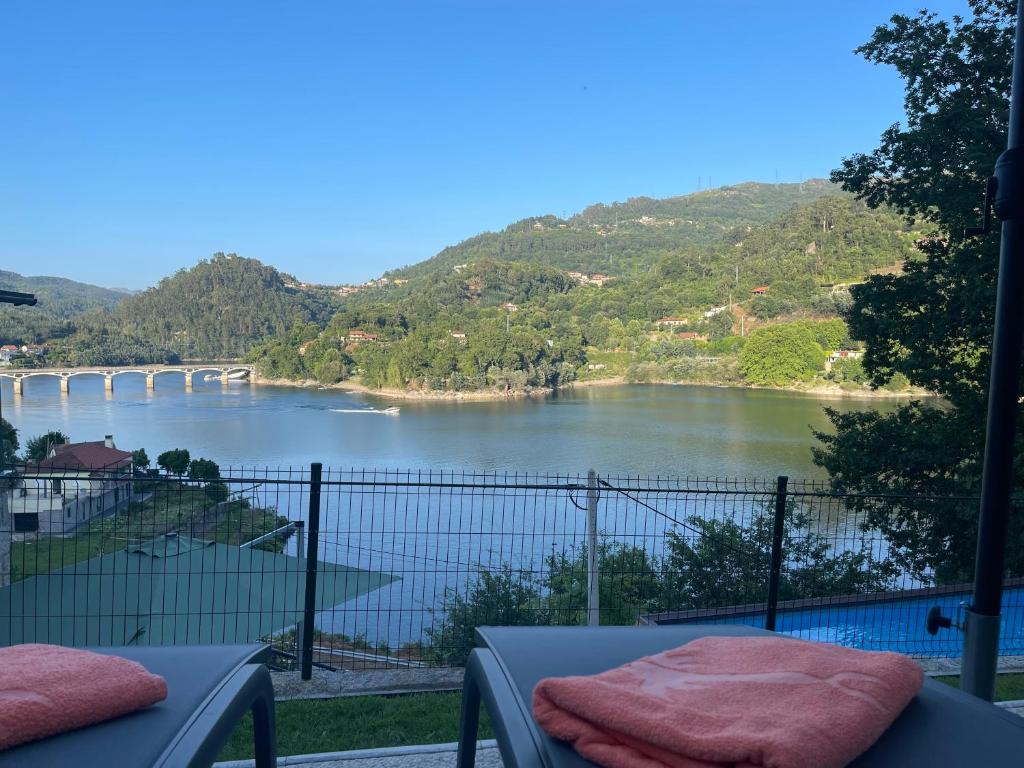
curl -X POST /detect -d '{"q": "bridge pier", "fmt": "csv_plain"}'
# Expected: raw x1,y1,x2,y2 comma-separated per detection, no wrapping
59,375,69,395
184,371,193,390
104,374,113,393
12,377,22,397
146,373,155,391
221,370,230,385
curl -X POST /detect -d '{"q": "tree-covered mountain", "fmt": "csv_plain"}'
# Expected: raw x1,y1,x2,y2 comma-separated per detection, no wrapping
0,270,130,345
387,180,840,282
251,190,918,393
102,253,336,360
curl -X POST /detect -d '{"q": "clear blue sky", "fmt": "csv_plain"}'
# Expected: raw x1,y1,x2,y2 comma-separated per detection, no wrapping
1,1,969,289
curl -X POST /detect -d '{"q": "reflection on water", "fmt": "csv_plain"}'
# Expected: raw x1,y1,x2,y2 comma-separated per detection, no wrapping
2,376,891,477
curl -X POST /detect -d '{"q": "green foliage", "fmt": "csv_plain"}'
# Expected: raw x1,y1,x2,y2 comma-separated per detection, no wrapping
24,431,70,462
188,457,221,481
654,507,896,612
131,448,150,470
750,295,793,320
393,181,842,282
816,0,1020,582
0,269,127,345
46,326,179,366
157,448,191,475
425,566,546,666
828,357,868,385
427,508,895,664
108,253,335,359
0,418,18,469
739,325,826,386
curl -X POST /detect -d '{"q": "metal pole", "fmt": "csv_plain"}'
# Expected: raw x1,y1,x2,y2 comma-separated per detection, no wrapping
586,470,599,627
293,520,305,664
300,463,322,680
963,0,1024,701
765,476,788,632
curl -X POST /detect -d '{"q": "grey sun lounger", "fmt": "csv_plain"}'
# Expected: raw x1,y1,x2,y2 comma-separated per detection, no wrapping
457,625,1024,768
0,644,275,768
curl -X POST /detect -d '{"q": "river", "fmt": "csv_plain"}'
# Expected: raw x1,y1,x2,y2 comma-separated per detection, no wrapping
1,375,892,478
3,375,903,649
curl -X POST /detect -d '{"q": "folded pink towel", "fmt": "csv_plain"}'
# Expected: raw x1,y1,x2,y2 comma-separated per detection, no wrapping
0,644,168,751
533,636,923,768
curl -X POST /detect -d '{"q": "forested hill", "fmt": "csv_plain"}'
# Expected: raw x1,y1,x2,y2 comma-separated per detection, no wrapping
0,270,130,345
102,253,336,359
387,180,839,282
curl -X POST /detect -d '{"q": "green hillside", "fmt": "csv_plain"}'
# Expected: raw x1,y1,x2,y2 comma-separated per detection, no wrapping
0,270,129,345
388,180,839,282
106,253,337,360
252,190,918,393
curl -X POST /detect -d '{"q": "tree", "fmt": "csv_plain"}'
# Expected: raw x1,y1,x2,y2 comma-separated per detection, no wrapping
157,448,191,475
188,457,221,481
0,417,18,469
426,566,546,665
653,506,896,612
24,430,69,462
131,448,150,470
739,325,826,386
815,0,1022,583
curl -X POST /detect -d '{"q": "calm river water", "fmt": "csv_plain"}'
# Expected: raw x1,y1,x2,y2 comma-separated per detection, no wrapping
1,375,892,478
3,375,903,648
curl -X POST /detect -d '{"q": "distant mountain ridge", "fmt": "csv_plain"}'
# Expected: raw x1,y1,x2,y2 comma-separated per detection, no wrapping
0,270,128,316
0,270,130,345
387,180,840,282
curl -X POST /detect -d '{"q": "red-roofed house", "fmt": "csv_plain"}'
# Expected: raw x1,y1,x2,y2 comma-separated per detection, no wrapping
751,286,770,295
11,435,135,535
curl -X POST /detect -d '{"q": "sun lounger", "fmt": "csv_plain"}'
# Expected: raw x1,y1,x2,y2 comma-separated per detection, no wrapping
0,644,275,768
457,625,1024,767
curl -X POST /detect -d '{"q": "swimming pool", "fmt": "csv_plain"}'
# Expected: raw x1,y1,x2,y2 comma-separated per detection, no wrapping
664,586,1024,657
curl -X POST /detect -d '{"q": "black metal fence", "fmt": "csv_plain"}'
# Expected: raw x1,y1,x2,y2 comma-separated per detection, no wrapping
1,464,1020,671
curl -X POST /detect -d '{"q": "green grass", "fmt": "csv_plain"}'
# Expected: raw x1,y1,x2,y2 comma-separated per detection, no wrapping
935,672,1024,702
10,487,287,581
218,692,493,761
218,676,1024,761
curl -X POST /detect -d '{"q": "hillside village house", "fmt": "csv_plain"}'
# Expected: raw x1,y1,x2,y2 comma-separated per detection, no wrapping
0,344,19,363
677,331,708,341
751,285,770,295
8,436,134,536
656,317,689,328
346,329,379,342
500,302,519,312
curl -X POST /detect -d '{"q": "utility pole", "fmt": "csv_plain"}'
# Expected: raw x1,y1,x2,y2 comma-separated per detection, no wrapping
959,0,1024,701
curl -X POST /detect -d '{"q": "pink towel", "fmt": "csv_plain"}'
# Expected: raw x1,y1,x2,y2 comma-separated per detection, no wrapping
0,644,168,751
533,636,923,768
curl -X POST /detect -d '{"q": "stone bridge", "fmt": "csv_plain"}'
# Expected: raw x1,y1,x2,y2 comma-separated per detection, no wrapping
0,364,254,396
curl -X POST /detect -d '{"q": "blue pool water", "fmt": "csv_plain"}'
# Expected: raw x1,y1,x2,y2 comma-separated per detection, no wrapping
693,587,1024,657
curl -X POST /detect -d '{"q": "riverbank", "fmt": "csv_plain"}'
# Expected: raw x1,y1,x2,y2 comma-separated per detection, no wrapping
252,373,929,401
571,376,932,400
251,374,551,401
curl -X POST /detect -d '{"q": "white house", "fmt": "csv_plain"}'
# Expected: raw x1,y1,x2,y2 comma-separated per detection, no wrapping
10,436,134,536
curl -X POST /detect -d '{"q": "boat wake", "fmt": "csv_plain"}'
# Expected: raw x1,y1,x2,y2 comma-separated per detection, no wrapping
330,407,400,416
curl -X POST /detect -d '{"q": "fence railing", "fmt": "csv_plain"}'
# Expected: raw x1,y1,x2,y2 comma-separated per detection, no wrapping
1,463,1020,673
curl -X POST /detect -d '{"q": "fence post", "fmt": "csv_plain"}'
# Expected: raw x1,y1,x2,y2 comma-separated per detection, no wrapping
587,470,600,627
765,475,788,632
293,520,305,664
301,463,322,680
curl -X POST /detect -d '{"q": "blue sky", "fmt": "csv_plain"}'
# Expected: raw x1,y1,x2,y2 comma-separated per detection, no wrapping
1,1,970,289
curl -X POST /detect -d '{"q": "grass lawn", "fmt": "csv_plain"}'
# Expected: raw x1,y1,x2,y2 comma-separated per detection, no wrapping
219,675,1024,761
935,672,1024,702
218,692,493,761
10,487,286,581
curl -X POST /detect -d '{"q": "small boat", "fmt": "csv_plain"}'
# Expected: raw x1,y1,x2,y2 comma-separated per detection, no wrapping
382,406,400,415
203,374,219,382
227,370,249,380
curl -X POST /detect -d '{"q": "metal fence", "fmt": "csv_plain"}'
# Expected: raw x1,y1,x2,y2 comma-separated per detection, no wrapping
1,464,1020,672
